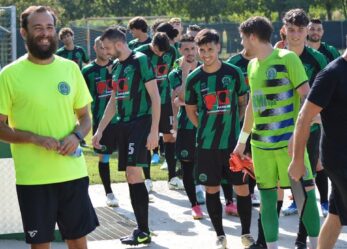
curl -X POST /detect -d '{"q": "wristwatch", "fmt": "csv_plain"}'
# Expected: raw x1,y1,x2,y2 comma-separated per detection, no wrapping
72,131,83,142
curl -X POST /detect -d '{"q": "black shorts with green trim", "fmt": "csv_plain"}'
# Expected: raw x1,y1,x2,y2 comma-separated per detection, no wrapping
176,128,196,162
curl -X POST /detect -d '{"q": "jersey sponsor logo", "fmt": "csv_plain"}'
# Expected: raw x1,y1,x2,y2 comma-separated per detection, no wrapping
112,77,130,100
27,230,38,238
58,82,70,95
252,90,276,113
198,173,207,182
155,64,169,81
203,90,231,114
266,67,277,80
96,78,113,98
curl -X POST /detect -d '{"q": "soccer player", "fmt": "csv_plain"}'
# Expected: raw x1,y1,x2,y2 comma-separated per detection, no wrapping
169,34,203,219
289,48,347,249
233,16,319,249
82,36,119,207
135,32,184,190
186,24,202,38
282,9,327,249
92,26,160,246
274,25,287,49
0,6,99,249
307,19,340,63
185,29,254,249
56,27,89,69
128,16,152,50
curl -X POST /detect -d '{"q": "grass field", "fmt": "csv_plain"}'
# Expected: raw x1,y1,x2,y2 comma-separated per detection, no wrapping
83,132,169,184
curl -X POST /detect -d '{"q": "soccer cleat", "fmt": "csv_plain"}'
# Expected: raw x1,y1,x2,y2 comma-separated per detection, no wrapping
168,176,184,190
216,235,227,249
225,202,238,216
282,201,298,216
145,179,153,193
196,190,206,205
106,193,119,207
250,242,267,249
251,193,261,207
160,160,168,170
294,241,307,249
241,234,256,248
192,205,203,220
321,202,329,218
151,153,160,164
120,229,151,245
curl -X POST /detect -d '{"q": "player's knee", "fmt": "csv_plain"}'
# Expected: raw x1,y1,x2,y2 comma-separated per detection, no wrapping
126,166,143,184
234,184,250,196
205,185,220,194
163,133,175,143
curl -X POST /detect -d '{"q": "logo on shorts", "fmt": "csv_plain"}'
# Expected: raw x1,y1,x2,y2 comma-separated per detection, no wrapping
58,82,70,95
27,230,38,238
180,150,189,158
199,173,208,182
266,67,277,80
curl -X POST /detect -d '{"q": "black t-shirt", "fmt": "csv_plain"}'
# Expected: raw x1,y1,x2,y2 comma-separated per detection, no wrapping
307,57,347,166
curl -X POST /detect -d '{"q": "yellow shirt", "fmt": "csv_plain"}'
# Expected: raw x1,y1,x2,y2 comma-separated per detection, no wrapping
0,55,92,185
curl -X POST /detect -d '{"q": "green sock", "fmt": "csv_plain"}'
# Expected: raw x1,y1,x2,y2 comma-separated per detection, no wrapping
260,189,278,242
302,189,320,237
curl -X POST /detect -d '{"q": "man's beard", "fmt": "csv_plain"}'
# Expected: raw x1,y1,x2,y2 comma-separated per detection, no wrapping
26,33,58,60
111,49,121,60
307,36,320,43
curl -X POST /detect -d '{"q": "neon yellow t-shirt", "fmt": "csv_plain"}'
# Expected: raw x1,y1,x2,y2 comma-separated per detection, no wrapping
0,55,93,185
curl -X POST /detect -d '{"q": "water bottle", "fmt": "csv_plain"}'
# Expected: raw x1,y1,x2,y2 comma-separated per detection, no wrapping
69,146,83,157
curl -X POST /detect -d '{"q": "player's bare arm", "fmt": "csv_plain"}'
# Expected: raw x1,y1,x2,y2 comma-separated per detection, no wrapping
185,104,198,127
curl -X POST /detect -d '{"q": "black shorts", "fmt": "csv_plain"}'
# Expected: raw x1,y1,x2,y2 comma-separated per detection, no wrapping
176,128,196,161
16,177,99,244
307,125,321,176
117,116,151,171
159,103,173,134
93,122,119,154
195,148,248,186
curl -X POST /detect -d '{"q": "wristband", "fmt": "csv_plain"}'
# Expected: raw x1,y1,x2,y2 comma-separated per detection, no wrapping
238,131,250,144
72,131,83,142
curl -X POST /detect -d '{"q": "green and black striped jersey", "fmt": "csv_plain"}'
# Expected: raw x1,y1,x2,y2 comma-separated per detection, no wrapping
82,60,118,126
135,44,178,105
317,42,340,63
299,46,327,87
56,45,89,69
112,51,155,122
185,62,248,149
226,53,250,85
169,62,201,130
128,37,152,50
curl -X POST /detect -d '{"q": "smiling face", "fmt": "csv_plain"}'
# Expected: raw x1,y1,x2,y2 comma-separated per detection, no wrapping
198,42,220,67
21,10,58,60
284,23,307,47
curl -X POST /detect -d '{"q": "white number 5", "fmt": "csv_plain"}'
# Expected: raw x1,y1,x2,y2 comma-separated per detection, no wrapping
128,143,135,155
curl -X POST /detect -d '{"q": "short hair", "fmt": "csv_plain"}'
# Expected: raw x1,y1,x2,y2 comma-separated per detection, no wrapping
180,34,195,44
194,29,219,46
59,27,74,40
309,18,322,25
156,22,179,40
100,26,126,43
20,6,57,31
128,16,148,33
152,19,166,33
283,9,309,27
239,16,273,43
152,32,171,52
187,24,202,32
94,36,102,45
169,17,181,24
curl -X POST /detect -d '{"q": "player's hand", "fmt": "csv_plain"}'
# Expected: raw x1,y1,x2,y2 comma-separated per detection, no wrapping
32,135,60,151
233,142,246,159
288,159,306,182
288,135,293,157
92,131,103,150
146,131,159,150
59,134,79,156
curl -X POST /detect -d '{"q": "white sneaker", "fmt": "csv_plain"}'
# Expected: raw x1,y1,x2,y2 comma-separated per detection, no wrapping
216,235,227,249
251,193,260,206
168,176,184,190
145,179,153,193
241,234,255,248
106,193,119,207
160,161,168,170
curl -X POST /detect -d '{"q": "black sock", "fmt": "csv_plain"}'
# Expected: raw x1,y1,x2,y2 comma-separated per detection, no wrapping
277,200,283,216
249,177,256,194
98,162,112,194
153,147,159,155
237,195,252,235
128,183,149,233
257,213,266,246
143,151,151,179
296,218,308,245
316,169,329,203
159,137,165,155
181,160,197,207
206,191,224,236
164,142,177,180
221,182,234,204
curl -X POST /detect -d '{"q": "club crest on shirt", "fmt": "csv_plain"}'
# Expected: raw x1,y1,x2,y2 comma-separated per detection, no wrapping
266,67,277,80
58,82,70,95
222,76,231,87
